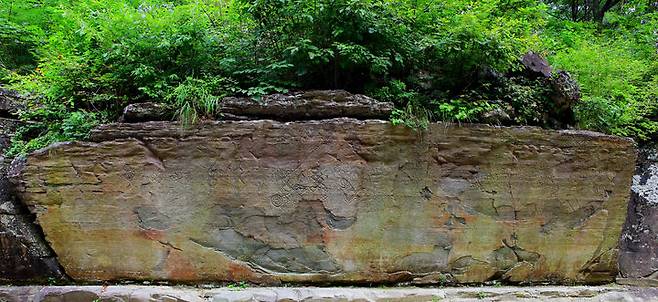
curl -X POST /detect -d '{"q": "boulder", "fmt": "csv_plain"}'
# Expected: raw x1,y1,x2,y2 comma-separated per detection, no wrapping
220,90,394,121
10,120,635,284
521,52,552,78
120,102,173,123
549,71,580,124
518,52,580,127
619,143,658,279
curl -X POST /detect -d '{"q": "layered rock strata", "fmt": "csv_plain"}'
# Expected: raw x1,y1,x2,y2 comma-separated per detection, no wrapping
9,119,635,284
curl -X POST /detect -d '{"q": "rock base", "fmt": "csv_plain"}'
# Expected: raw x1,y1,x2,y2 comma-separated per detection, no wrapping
1,285,657,302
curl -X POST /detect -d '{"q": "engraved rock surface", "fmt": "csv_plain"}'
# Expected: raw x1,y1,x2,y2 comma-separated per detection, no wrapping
10,119,635,284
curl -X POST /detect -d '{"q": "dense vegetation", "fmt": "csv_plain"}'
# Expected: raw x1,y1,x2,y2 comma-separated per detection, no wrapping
1,0,656,155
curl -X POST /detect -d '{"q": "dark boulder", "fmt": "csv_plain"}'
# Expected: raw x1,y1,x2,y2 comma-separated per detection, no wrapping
519,52,580,127
0,156,66,282
521,52,553,78
619,143,658,280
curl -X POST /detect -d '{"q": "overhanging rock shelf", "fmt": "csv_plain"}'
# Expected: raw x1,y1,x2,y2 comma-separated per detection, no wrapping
9,119,636,284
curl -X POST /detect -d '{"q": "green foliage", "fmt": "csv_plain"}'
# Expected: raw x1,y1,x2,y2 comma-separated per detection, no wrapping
6,109,101,157
166,77,236,125
227,281,248,291
545,9,658,140
390,102,430,130
0,0,656,156
436,99,498,123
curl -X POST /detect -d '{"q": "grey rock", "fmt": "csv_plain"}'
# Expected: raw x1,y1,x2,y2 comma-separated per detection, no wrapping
521,51,552,78
0,88,24,117
619,143,658,279
120,102,173,123
220,90,393,121
0,157,64,282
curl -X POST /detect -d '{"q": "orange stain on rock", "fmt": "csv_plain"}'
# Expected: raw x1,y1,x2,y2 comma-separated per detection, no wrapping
165,250,198,281
135,228,165,241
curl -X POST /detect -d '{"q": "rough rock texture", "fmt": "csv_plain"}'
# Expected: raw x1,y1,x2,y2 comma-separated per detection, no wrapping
10,120,635,284
1,285,657,302
0,118,23,155
0,156,65,282
0,89,24,117
518,52,580,128
119,102,173,123
619,143,658,279
0,114,64,282
521,52,552,78
220,90,393,121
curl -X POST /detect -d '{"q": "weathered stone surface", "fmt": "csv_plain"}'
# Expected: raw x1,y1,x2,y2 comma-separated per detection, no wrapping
619,143,658,279
220,90,393,120
1,285,657,302
0,156,65,282
10,120,635,284
120,102,173,123
517,52,580,128
521,52,552,78
0,88,24,117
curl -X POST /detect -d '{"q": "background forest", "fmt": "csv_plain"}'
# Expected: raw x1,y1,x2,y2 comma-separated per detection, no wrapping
1,0,656,155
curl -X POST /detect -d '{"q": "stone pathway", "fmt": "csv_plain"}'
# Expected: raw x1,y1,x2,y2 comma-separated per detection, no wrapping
1,285,658,302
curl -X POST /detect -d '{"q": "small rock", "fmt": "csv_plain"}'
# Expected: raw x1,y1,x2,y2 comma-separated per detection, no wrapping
120,102,173,123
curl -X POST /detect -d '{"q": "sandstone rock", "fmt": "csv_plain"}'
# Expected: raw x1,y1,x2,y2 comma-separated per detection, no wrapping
10,120,635,284
220,90,393,121
120,102,173,123
619,143,658,279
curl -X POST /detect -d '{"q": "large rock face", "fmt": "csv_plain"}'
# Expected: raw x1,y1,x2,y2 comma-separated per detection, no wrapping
10,120,635,284
619,143,658,280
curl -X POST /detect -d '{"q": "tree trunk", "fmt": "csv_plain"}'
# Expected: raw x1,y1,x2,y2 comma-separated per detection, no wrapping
571,0,579,21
